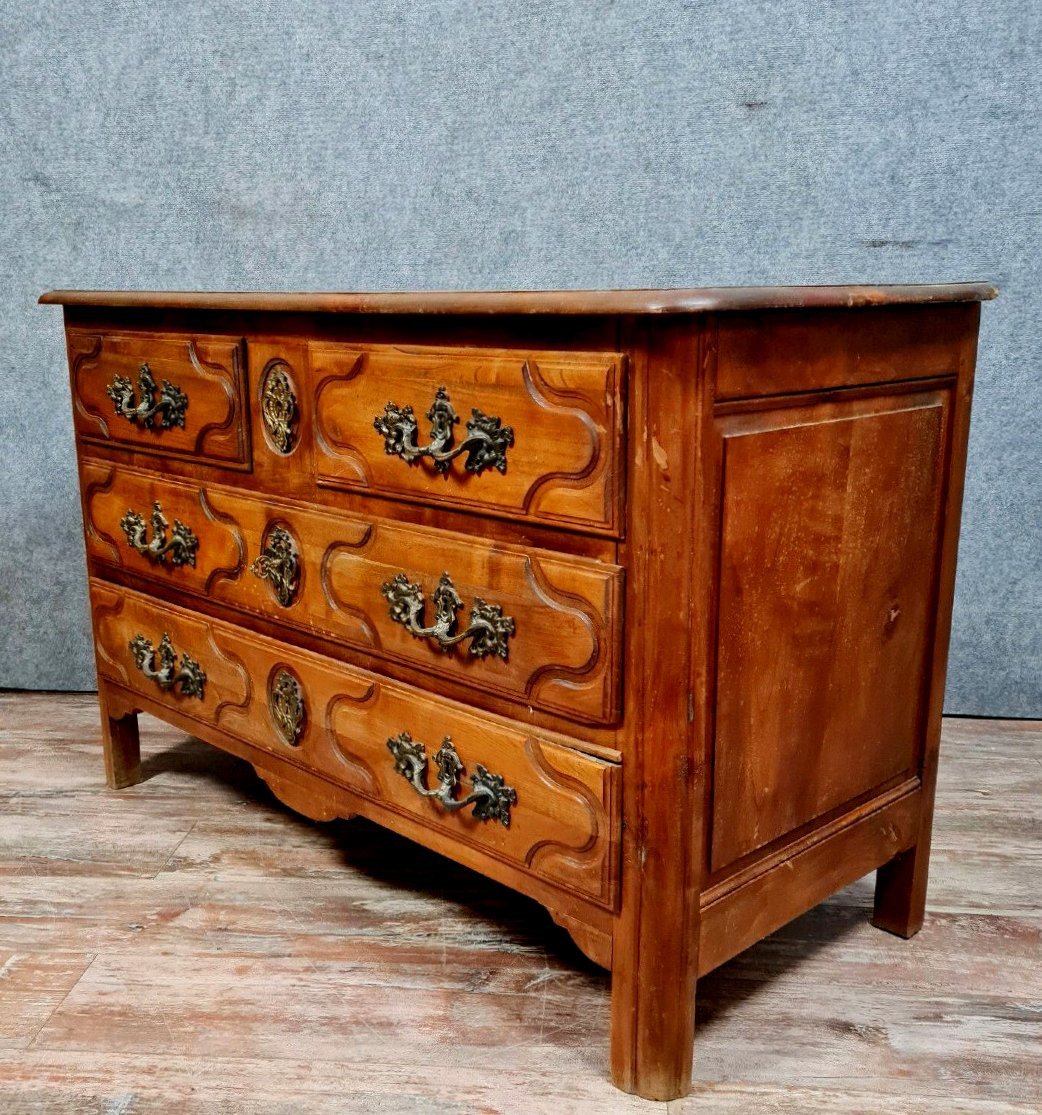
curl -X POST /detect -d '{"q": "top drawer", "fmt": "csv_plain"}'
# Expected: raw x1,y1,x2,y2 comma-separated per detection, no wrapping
312,343,625,535
68,330,249,468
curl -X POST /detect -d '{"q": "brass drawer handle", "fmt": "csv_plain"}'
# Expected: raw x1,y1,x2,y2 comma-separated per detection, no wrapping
106,362,188,429
380,572,515,660
128,632,206,698
374,386,513,475
119,502,199,567
250,526,300,607
387,732,516,827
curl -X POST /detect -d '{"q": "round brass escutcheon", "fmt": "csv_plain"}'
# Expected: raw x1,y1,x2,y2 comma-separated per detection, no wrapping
259,359,299,455
268,667,306,747
249,523,300,608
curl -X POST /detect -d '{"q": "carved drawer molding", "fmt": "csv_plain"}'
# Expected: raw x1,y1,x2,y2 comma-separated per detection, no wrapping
81,461,623,725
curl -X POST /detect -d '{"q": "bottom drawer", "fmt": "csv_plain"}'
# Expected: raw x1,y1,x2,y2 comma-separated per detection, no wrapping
89,579,620,908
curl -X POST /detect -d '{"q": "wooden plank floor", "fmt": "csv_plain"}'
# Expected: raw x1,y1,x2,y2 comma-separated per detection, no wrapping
1,693,1039,1114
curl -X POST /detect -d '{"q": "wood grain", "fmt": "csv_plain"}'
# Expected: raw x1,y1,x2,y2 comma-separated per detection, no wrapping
46,287,994,1102
715,303,981,399
711,390,949,870
874,316,982,940
0,953,96,1052
609,317,705,1099
699,785,921,973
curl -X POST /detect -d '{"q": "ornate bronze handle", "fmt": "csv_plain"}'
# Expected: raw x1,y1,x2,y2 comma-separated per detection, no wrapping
250,526,300,607
128,632,206,698
380,572,515,660
119,502,198,567
387,732,516,827
106,363,188,429
373,386,513,475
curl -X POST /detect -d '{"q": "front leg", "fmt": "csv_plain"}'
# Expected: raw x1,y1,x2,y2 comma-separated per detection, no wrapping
99,683,141,789
610,893,699,1099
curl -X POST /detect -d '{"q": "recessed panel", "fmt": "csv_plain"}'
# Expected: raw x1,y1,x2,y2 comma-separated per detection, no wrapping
711,393,948,872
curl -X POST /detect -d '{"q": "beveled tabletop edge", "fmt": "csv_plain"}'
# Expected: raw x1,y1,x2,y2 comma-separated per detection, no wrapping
38,283,998,315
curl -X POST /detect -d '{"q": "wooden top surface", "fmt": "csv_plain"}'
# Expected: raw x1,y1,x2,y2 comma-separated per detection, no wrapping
39,283,997,315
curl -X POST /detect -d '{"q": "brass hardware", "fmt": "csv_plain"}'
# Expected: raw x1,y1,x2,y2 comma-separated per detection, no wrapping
260,361,298,453
128,632,206,698
250,526,300,607
119,502,198,567
386,732,516,827
373,386,513,475
106,363,188,429
269,669,306,746
380,571,515,660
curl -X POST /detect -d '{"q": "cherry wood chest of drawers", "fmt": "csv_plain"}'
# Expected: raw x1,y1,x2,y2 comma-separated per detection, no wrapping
42,283,995,1100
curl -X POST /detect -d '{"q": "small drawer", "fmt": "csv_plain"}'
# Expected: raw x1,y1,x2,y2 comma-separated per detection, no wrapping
68,330,249,467
90,580,620,907
82,462,623,725
312,342,625,535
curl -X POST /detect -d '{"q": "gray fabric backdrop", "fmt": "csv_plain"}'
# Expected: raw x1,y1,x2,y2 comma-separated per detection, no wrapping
1,2,1039,714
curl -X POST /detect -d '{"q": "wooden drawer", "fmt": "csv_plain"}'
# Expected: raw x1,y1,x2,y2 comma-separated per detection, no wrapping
68,330,249,467
312,342,625,535
90,580,620,907
82,462,624,725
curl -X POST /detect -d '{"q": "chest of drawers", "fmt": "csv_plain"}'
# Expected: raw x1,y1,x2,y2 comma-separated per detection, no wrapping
42,283,994,1100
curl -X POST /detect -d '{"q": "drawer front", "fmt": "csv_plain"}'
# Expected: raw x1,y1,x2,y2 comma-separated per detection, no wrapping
82,462,623,725
68,330,249,467
312,343,625,535
90,580,620,906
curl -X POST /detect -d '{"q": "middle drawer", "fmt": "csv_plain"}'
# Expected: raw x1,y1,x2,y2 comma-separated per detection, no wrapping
82,461,623,725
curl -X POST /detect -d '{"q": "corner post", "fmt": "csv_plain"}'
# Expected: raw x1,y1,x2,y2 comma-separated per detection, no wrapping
873,305,980,937
610,316,711,1100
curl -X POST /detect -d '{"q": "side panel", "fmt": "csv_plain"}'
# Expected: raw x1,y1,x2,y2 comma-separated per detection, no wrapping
710,389,950,870
716,303,977,398
706,302,980,887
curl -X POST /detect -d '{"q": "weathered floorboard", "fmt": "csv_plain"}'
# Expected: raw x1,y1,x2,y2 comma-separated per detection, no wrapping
0,693,1038,1113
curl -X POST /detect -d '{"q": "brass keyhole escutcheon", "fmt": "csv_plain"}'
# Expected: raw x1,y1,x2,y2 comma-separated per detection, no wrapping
269,668,306,747
250,525,300,608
